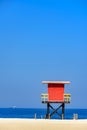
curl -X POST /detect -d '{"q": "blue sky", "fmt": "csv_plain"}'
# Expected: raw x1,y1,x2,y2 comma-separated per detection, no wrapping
0,0,87,108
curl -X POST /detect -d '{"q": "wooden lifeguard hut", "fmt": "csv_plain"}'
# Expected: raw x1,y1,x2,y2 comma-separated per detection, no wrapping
41,81,71,119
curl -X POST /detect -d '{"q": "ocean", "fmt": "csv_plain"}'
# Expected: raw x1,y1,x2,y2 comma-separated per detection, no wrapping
0,108,87,119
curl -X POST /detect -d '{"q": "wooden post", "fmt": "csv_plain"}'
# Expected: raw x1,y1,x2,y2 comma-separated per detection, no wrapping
46,103,50,119
62,103,65,119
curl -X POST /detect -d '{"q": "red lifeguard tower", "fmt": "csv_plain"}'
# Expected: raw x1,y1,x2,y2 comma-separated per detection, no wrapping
41,81,71,119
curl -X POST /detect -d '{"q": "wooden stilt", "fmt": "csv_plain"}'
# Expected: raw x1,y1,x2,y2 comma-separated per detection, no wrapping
46,102,65,119
62,103,65,119
46,103,50,119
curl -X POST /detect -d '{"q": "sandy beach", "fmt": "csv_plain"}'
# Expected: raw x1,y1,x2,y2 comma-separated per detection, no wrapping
0,119,87,130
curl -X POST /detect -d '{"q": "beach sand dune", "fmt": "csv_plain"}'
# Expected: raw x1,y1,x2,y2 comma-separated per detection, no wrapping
0,119,87,130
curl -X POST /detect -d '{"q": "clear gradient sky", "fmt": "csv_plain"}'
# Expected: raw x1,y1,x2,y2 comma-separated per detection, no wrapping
0,0,87,108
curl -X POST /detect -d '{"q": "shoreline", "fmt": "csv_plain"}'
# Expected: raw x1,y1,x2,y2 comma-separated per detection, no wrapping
0,118,87,130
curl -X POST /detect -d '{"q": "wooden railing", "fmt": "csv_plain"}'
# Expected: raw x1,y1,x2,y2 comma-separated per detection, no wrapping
64,94,71,103
41,93,71,103
41,93,48,103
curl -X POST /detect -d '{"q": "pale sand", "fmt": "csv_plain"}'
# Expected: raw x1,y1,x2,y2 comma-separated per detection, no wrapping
0,119,87,130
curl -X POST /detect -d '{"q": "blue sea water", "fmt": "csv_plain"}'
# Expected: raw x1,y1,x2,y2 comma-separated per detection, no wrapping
0,108,87,119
